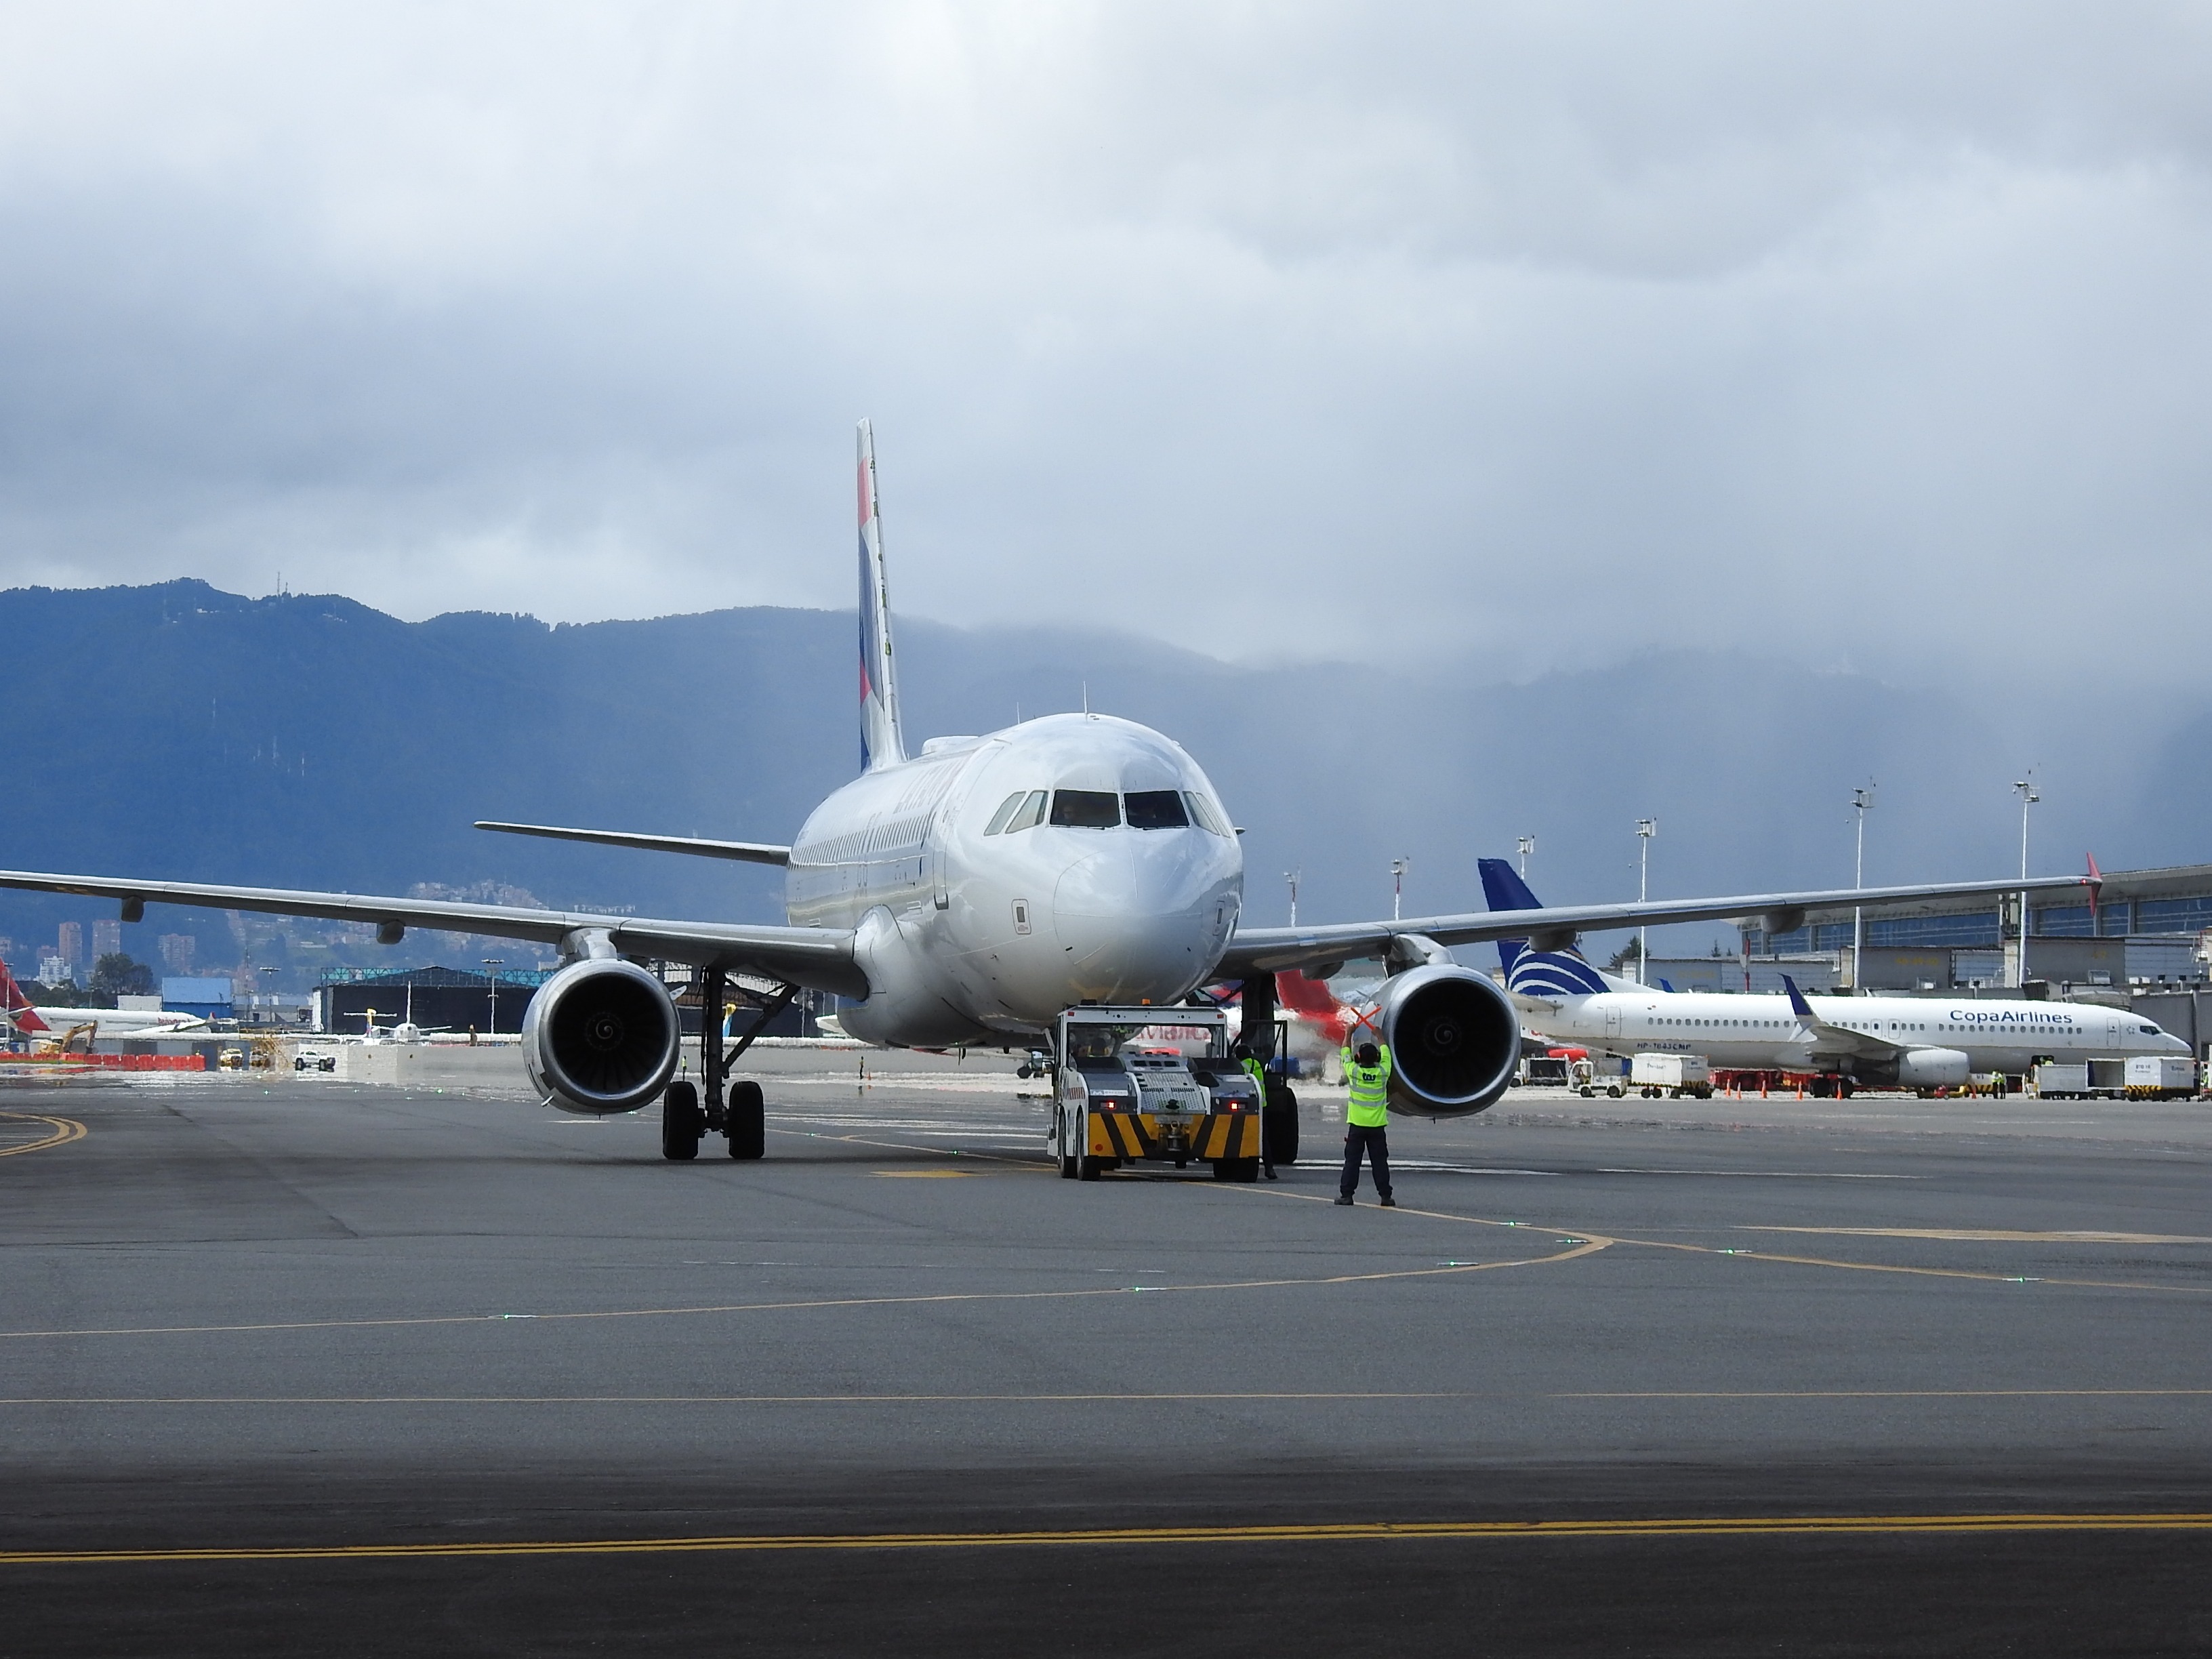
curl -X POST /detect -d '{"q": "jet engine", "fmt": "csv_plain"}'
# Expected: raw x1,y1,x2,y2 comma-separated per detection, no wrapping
1891,1046,1971,1090
1370,964,1523,1118
521,958,681,1115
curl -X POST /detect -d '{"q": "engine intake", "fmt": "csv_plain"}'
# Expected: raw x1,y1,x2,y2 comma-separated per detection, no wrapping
1372,964,1522,1118
1892,1046,1970,1089
522,958,681,1115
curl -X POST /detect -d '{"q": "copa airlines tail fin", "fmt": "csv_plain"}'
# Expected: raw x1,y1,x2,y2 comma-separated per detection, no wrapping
857,419,906,772
0,960,50,1033
1476,857,1637,998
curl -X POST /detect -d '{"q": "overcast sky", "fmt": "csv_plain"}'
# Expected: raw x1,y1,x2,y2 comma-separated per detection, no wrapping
1,3,2208,680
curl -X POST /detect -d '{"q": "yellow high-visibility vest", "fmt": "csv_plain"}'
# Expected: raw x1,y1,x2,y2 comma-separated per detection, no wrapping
1341,1044,1391,1127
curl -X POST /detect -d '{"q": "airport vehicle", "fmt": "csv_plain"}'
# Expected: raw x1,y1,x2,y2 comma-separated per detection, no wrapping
2031,1062,2090,1098
2125,1055,2198,1099
294,1045,340,1073
0,961,207,1038
1046,1004,1263,1181
1631,1051,1711,1099
0,424,2103,1158
1483,861,2190,1094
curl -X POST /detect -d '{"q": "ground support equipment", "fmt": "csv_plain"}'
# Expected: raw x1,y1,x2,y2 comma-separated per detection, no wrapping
1046,1004,1262,1183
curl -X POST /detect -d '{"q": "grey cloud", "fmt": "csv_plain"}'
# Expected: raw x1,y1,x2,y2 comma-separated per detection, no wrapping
0,2,2207,685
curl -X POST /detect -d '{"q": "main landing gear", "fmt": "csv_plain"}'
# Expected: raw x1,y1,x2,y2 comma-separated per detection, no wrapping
661,965,793,1162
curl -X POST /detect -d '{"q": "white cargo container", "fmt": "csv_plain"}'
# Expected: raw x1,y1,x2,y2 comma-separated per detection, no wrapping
1631,1052,1713,1099
2123,1055,2198,1099
2032,1062,2089,1099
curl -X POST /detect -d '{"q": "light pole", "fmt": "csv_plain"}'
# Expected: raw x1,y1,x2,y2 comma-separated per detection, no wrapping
1518,836,1536,879
483,958,504,1036
1635,819,1657,985
260,965,278,1027
1851,783,1876,993
1390,859,1409,924
2013,776,2039,989
1284,869,1300,928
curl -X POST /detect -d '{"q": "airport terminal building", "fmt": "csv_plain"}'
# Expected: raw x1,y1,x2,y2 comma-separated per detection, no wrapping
1725,860,2212,995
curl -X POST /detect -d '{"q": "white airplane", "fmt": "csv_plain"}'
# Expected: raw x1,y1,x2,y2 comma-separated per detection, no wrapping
1479,859,2189,1093
0,960,207,1040
0,422,2102,1156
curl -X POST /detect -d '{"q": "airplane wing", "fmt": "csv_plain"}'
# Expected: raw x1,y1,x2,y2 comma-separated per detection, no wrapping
1780,975,1908,1058
1216,872,2091,978
474,821,791,866
0,869,866,999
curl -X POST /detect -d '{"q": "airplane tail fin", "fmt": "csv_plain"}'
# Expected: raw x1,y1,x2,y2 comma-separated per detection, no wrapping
1476,856,1637,997
857,419,907,772
0,961,50,1033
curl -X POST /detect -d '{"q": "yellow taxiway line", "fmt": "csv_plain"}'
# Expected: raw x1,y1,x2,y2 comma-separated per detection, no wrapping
7,1513,2212,1566
0,1111,85,1159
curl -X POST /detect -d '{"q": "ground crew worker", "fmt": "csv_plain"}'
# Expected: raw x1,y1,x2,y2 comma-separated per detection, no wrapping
1336,1039,1394,1206
1233,1041,1277,1180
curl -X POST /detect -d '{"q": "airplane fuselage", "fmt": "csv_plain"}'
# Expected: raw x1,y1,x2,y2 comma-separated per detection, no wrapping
26,1008,205,1037
784,713,1244,1046
1521,987,2190,1078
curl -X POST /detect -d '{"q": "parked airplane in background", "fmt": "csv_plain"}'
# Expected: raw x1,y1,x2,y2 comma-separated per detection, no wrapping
1479,860,2188,1092
0,961,207,1040
0,423,2097,1155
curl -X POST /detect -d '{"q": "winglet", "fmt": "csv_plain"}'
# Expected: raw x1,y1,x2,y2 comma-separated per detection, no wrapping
1657,978,1676,994
1780,974,1816,1023
2085,853,2103,931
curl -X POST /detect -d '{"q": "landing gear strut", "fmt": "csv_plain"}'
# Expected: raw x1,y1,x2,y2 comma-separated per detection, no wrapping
661,965,794,1162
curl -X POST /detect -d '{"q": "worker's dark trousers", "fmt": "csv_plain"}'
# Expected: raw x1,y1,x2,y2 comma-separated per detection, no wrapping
1340,1124,1391,1199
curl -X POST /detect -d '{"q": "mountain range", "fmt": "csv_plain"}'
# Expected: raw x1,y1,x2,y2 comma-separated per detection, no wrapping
3,579,2202,989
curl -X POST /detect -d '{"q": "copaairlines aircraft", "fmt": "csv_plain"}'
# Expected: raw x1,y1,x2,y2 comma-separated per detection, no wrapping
1480,860,2188,1091
0,423,2101,1151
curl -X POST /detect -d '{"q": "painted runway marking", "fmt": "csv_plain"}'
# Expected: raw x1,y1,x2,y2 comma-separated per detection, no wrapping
1741,1227,2212,1245
869,1169,989,1179
7,1388,2210,1406
0,1238,1610,1340
1595,1168,1923,1180
0,1111,86,1160
9,1513,2212,1565
1240,1185,2212,1296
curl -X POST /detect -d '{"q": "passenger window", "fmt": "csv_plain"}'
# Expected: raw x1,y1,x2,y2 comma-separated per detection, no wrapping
1183,791,1230,836
983,792,1028,835
1002,790,1048,833
1048,790,1121,828
1124,790,1189,830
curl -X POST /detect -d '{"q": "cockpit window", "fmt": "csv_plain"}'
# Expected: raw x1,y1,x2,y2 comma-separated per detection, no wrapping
983,792,1028,835
1181,790,1230,836
1124,790,1189,830
1048,790,1122,828
1000,790,1047,833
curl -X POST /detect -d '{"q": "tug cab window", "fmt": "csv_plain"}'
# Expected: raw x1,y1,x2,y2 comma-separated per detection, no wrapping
1049,790,1122,828
1124,790,1189,829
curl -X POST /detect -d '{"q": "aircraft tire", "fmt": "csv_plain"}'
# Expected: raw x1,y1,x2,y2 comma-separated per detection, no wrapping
726,1080,766,1160
1263,1081,1300,1165
661,1083,701,1162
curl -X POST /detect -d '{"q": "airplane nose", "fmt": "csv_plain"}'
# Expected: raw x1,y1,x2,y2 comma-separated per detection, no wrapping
1052,837,1233,1002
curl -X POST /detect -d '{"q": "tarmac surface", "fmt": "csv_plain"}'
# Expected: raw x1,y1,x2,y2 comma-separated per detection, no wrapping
4,1046,2211,1655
